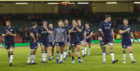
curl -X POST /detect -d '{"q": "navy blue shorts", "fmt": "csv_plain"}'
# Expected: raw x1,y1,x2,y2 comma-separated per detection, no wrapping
70,40,81,47
86,38,91,43
122,40,132,49
40,40,50,47
55,42,65,47
5,41,15,49
30,42,37,49
100,37,113,45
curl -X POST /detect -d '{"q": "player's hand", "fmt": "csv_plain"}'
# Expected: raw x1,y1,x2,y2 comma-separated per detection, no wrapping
98,37,103,41
34,40,36,43
126,28,130,32
113,38,115,42
133,39,136,43
5,32,9,36
73,24,76,28
6,31,10,35
86,36,90,39
44,26,47,29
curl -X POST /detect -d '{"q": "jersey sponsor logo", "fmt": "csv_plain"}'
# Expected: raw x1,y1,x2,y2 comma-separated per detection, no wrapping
105,27,110,29
109,23,111,26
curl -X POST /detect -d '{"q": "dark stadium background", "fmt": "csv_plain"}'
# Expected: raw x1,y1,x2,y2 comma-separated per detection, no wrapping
0,0,140,45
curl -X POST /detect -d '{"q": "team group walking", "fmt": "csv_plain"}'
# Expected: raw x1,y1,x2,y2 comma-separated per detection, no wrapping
1,15,136,66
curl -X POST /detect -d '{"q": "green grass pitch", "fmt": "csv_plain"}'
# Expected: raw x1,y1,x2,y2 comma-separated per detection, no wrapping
0,43,139,71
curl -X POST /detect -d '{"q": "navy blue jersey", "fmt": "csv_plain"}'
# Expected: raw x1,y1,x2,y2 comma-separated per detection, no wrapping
69,25,80,41
99,21,113,38
86,28,93,37
78,25,86,40
120,25,132,41
30,27,37,43
3,26,16,42
64,25,70,35
38,26,49,40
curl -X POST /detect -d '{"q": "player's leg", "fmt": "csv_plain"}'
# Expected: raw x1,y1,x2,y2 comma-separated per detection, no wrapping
88,43,91,55
52,44,55,59
43,47,47,63
128,46,136,63
84,43,87,55
63,45,67,60
27,49,36,64
122,42,126,63
60,44,64,63
49,46,52,60
68,45,71,57
76,44,83,63
40,43,46,63
56,44,60,63
109,43,118,63
9,47,14,66
27,43,37,65
71,46,75,63
100,42,106,64
122,48,126,63
81,41,85,57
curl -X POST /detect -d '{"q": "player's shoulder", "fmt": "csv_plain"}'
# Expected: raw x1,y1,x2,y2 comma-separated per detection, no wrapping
68,25,73,28
30,27,34,30
128,25,131,28
54,27,59,30
100,21,105,24
120,25,126,30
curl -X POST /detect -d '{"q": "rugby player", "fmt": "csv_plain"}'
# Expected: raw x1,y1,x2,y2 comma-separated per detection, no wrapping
2,20,16,66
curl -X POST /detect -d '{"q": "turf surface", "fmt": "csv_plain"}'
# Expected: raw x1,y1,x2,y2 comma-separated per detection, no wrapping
0,43,139,71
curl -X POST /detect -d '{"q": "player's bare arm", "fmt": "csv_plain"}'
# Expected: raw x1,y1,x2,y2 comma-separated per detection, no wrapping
87,32,93,39
69,27,74,33
30,33,36,43
98,29,103,41
44,26,52,34
111,29,115,41
84,31,86,41
119,28,130,34
75,26,81,32
8,31,16,37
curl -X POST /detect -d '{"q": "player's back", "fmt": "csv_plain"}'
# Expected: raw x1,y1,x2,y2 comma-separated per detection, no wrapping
29,27,37,42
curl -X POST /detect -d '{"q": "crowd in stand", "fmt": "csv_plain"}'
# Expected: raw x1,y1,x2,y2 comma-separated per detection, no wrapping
0,14,140,43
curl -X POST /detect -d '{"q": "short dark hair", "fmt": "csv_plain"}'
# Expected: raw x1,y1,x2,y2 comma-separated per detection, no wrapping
32,22,37,26
58,19,63,22
42,20,47,22
77,19,81,21
6,20,11,23
65,19,68,21
123,18,128,21
105,14,111,19
72,19,76,21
